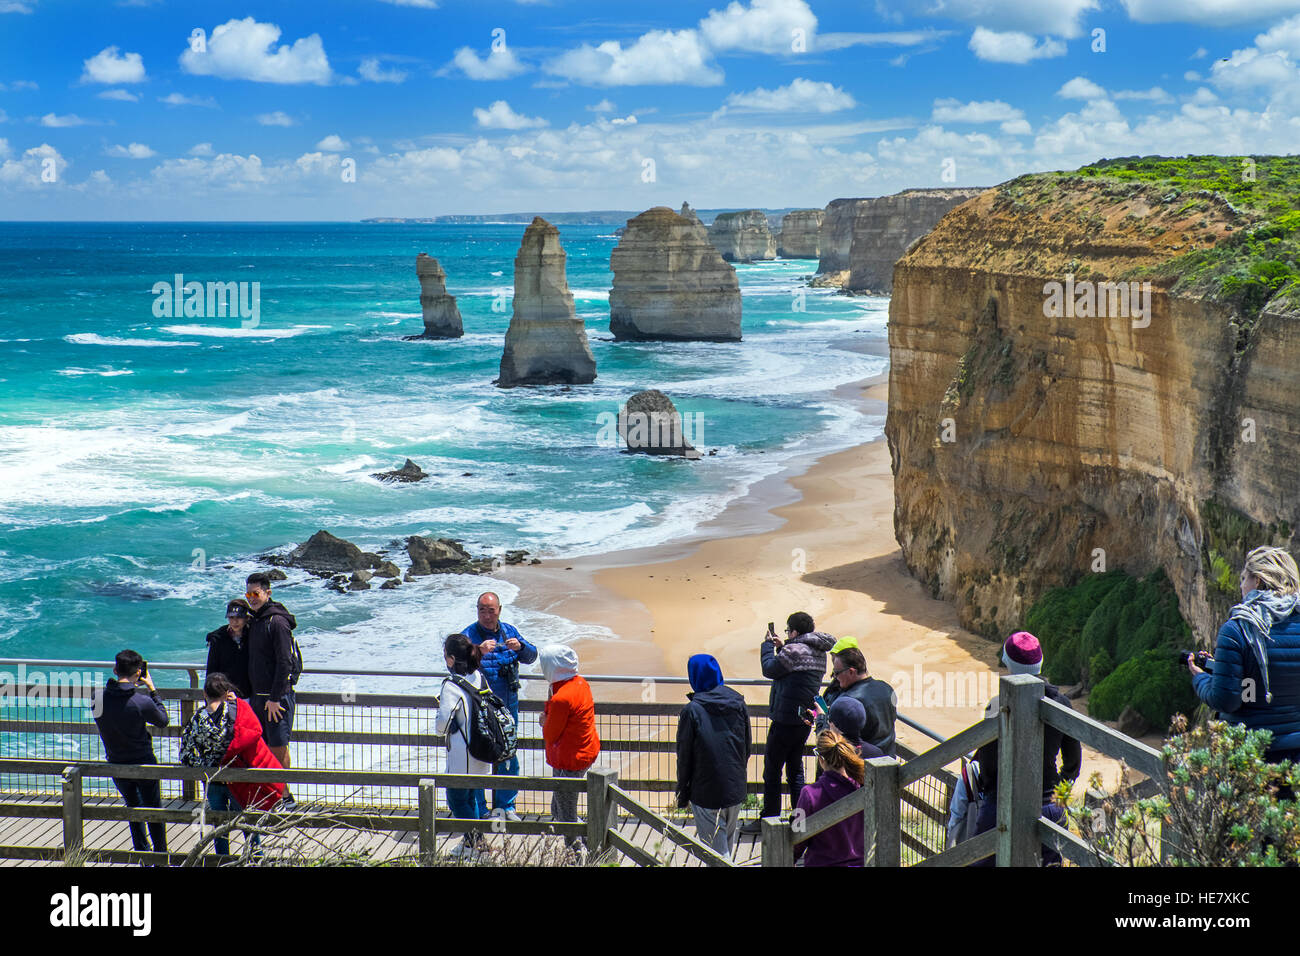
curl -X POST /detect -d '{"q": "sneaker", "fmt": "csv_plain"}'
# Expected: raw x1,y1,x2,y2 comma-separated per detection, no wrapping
502,810,522,823
447,839,477,862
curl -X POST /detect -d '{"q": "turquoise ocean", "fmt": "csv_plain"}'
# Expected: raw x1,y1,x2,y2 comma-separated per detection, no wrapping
0,222,888,686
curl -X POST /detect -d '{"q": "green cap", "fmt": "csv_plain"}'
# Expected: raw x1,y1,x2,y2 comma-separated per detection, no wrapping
829,636,859,654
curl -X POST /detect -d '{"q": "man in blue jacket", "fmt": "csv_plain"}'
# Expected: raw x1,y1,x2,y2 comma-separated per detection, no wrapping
462,591,537,820
93,649,170,857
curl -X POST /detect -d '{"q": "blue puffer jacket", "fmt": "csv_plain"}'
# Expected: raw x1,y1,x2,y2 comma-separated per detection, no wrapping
461,620,538,711
1194,612,1300,756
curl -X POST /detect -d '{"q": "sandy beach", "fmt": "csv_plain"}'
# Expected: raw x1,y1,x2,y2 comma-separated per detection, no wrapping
502,374,1132,791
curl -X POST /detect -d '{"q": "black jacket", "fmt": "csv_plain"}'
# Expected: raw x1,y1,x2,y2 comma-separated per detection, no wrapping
93,679,169,764
818,676,898,755
247,600,297,698
975,682,1083,801
760,631,835,725
206,624,252,698
676,684,752,810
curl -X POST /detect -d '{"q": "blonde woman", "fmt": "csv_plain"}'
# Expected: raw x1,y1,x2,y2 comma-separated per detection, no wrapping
792,729,866,867
1189,545,1300,764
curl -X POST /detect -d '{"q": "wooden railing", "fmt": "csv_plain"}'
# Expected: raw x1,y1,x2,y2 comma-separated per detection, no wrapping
762,674,1168,867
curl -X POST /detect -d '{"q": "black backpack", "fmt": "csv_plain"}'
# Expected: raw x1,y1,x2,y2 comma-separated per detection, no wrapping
448,674,517,764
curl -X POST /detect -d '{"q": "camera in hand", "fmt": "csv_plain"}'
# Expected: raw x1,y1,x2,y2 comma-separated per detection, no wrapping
1179,649,1212,672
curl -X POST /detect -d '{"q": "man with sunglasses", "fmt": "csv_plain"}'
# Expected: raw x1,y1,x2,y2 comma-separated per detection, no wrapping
461,591,537,821
244,572,299,784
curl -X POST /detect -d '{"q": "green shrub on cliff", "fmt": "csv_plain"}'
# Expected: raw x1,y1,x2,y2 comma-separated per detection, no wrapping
1025,568,1196,728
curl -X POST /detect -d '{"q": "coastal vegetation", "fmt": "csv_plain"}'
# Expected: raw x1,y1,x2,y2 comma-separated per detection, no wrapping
1025,569,1197,729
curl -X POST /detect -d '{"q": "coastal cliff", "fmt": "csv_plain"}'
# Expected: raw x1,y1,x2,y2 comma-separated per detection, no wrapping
886,157,1300,645
709,209,776,262
777,209,824,259
813,197,863,285
609,206,741,341
845,188,985,293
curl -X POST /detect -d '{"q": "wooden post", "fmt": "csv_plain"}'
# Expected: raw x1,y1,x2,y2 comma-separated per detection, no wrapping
418,778,437,866
182,670,200,801
62,765,83,859
760,816,794,867
865,756,901,867
586,768,618,856
997,674,1045,867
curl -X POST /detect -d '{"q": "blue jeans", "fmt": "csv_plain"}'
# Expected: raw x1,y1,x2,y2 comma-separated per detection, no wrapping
491,700,521,812
446,786,487,821
207,783,259,857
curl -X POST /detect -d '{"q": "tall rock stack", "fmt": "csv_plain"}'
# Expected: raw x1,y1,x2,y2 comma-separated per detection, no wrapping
609,206,741,342
708,209,776,262
497,217,597,388
411,253,463,338
777,209,824,258
679,201,703,225
845,188,984,293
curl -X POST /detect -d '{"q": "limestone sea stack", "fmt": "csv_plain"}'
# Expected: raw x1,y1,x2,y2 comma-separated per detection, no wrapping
609,206,741,342
411,253,463,338
497,217,597,388
887,162,1300,644
708,209,776,262
679,201,703,225
619,389,700,458
844,188,984,293
777,209,824,259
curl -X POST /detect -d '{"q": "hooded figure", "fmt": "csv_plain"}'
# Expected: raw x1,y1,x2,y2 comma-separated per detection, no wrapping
540,644,600,771
827,696,883,760
677,654,752,813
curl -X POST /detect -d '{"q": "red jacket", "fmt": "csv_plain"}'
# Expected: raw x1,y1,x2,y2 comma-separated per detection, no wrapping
222,697,285,811
542,676,600,771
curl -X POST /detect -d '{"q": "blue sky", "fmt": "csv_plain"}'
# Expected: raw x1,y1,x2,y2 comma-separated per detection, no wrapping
2,0,1300,219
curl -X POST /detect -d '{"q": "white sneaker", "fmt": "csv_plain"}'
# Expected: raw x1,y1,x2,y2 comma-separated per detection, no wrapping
503,810,522,823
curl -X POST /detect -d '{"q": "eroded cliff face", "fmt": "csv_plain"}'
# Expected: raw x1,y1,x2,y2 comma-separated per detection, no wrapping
814,198,865,285
886,177,1300,643
710,209,776,262
777,209,824,258
846,189,985,293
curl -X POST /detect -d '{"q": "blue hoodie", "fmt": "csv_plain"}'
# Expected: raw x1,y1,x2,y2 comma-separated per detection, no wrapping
688,654,723,694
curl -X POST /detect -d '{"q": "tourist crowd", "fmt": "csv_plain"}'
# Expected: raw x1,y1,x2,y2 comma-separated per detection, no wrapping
89,545,1300,865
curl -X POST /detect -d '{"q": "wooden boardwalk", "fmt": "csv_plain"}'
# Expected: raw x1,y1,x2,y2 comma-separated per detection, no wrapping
0,794,763,867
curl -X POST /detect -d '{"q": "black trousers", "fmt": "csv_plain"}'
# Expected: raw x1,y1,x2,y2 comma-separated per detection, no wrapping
762,720,811,818
113,776,167,854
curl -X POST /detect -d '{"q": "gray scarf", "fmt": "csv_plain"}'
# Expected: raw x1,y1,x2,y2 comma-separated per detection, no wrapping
1228,589,1300,704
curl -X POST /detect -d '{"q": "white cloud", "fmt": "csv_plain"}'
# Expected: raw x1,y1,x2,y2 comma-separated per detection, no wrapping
1120,0,1300,26
817,30,953,50
40,113,88,127
1185,70,1203,81
180,17,332,85
378,0,437,6
610,114,638,126
0,138,9,157
587,99,616,112
1193,46,1209,58
97,89,140,102
0,80,37,91
257,111,296,126
1256,13,1300,54
970,28,1066,63
0,144,67,188
105,142,156,158
88,169,110,185
472,100,548,129
723,77,855,113
81,46,146,84
189,142,214,156
449,45,528,80
545,29,724,86
1000,118,1033,135
698,0,817,53
316,134,349,150
877,0,1097,39
1112,86,1173,102
159,92,217,107
1057,76,1107,98
931,98,1025,123
359,57,406,83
